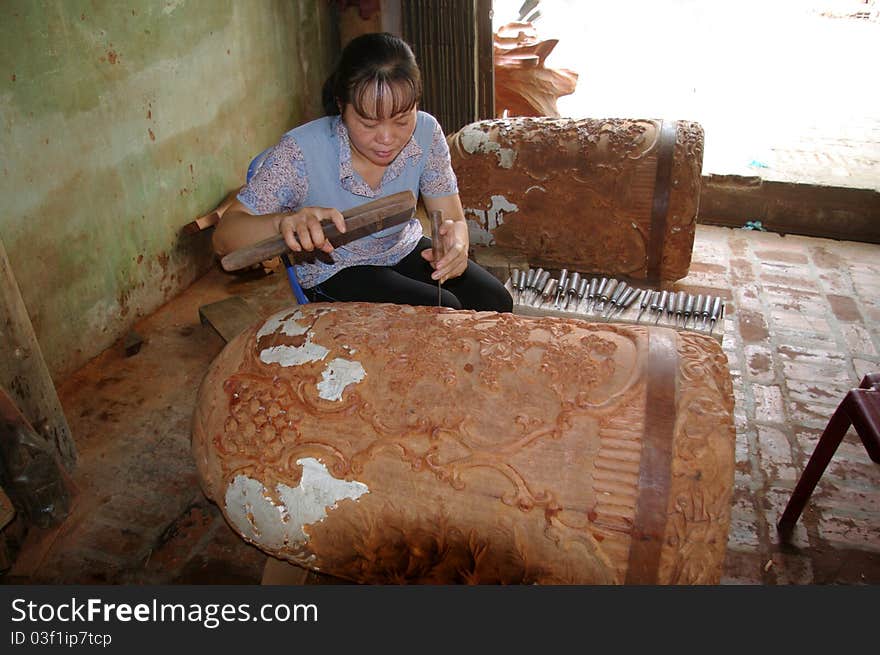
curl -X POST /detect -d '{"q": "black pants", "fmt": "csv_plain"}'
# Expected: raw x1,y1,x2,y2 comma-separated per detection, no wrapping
304,238,513,312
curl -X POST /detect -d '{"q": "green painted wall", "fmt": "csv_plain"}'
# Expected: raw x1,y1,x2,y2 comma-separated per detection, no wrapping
0,0,337,381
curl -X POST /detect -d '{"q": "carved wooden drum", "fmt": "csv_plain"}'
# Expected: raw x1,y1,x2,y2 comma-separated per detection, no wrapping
192,303,735,584
447,117,705,283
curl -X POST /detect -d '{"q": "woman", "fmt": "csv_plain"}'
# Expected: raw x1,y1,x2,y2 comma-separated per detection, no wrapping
213,32,512,312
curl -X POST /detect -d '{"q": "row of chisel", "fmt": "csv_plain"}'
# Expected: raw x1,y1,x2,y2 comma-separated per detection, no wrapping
507,267,726,334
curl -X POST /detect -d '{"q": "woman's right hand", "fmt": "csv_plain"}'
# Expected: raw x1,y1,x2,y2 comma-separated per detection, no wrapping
275,207,346,254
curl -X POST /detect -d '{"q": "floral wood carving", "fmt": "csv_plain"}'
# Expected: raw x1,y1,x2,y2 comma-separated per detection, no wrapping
192,303,734,584
447,117,705,283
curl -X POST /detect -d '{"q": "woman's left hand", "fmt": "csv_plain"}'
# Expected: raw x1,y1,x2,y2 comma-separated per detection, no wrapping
422,219,469,283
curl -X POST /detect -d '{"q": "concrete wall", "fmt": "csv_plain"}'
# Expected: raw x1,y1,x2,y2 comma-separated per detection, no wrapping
0,0,337,381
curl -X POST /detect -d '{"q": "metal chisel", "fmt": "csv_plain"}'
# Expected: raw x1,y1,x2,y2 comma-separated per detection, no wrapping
510,268,520,301
586,277,600,312
429,209,446,307
566,271,581,310
636,289,652,323
604,281,628,318
575,277,589,312
555,269,569,308
616,287,641,318
654,290,668,324
531,270,550,305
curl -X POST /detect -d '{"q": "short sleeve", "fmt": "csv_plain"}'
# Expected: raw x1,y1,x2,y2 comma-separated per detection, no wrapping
419,120,459,198
237,135,309,215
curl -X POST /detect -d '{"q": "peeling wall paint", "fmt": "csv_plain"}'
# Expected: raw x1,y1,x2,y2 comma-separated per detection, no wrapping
224,458,369,551
0,0,338,381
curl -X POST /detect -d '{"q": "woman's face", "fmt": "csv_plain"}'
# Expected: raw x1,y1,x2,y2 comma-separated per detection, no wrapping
342,85,417,167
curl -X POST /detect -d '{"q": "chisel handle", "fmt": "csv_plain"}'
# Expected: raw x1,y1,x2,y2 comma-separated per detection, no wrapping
429,209,445,263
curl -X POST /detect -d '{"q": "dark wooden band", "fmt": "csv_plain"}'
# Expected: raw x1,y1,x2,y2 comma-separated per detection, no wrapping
625,328,678,584
646,120,678,283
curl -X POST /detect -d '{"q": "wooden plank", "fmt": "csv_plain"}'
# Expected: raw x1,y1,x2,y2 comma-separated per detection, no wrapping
198,296,260,344
699,176,880,244
0,237,76,469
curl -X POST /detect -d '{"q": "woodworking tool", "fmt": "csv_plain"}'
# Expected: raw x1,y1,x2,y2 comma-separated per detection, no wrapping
700,294,712,330
611,286,639,319
597,278,617,314
586,277,600,312
566,272,581,310
523,268,537,304
690,294,703,329
622,287,642,317
683,293,695,328
221,190,416,272
554,269,569,308
653,290,668,325
575,277,589,312
604,281,628,318
531,270,550,305
636,288,652,323
672,291,683,326
511,268,523,303
539,278,558,307
521,271,535,304
709,296,723,334
666,290,676,324
429,210,446,307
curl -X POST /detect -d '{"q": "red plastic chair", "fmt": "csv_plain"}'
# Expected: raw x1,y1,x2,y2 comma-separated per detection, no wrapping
777,372,880,540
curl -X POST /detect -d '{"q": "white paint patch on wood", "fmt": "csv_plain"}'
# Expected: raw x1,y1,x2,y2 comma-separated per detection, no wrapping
224,459,369,551
459,124,517,168
465,194,518,246
225,475,287,548
317,358,366,401
488,195,518,229
260,334,329,367
257,308,309,339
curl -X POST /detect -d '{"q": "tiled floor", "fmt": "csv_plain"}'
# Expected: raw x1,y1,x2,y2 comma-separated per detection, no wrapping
684,227,879,583
2,224,878,585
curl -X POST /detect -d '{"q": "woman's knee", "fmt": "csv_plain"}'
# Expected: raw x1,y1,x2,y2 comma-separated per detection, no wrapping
486,283,514,313
455,277,512,312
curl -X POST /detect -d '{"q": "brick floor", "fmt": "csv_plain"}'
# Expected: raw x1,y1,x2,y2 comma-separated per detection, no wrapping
2,224,877,585
679,226,880,584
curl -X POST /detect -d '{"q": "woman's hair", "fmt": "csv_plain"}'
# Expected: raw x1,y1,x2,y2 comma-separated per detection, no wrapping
322,33,422,119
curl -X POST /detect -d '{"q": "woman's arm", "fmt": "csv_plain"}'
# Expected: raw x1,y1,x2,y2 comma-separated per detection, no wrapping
212,133,346,262
421,193,469,283
212,199,346,260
